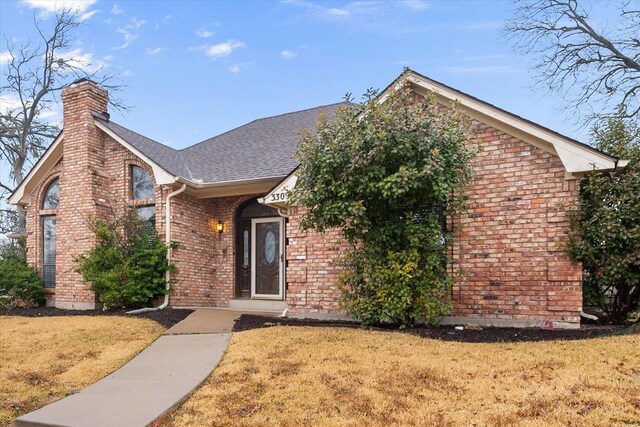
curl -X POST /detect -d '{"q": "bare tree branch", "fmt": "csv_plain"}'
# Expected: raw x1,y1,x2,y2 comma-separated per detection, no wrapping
505,0,640,123
0,8,129,233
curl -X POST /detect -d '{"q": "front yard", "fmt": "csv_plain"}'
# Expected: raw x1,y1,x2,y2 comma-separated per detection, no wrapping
164,326,640,427
0,316,163,425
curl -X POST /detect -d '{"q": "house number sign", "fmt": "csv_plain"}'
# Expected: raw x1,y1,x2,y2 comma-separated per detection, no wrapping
269,192,288,202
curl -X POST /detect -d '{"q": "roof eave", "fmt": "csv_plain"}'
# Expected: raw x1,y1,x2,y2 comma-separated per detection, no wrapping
8,131,64,206
93,119,177,185
175,175,287,198
395,69,620,173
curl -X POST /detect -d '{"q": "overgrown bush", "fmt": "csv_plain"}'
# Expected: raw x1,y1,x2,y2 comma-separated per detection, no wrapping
567,113,640,323
292,80,474,327
75,208,177,310
0,240,45,309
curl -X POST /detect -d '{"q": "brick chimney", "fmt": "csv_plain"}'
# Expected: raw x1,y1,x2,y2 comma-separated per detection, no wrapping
55,80,109,309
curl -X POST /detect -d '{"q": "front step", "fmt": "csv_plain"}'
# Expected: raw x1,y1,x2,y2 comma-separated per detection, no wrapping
228,299,288,313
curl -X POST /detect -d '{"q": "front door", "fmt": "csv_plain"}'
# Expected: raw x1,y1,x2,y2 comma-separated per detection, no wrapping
251,217,284,299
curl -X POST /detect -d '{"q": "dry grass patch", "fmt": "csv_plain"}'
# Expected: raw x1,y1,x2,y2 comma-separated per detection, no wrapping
166,327,640,427
0,316,163,426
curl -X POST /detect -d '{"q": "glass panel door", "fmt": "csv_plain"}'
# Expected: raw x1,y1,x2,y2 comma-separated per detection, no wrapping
251,217,284,299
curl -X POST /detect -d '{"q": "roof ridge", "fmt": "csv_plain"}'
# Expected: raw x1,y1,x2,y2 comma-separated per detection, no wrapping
181,102,348,152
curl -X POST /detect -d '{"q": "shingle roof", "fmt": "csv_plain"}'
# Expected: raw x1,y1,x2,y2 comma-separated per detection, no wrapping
93,103,347,183
92,113,191,177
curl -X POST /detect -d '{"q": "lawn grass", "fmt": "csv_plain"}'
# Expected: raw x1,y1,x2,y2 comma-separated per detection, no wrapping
165,326,640,427
0,316,163,426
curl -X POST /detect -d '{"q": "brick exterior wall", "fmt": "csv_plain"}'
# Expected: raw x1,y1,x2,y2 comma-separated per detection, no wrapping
25,80,263,310
285,206,345,314
168,193,258,307
284,121,582,327
449,121,581,325
23,81,582,326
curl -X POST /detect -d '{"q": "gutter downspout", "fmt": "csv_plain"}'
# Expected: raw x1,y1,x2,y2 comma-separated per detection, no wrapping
127,183,187,315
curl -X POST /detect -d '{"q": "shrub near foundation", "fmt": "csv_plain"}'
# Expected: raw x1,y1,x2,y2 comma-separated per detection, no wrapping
292,80,474,327
0,241,45,309
75,208,177,310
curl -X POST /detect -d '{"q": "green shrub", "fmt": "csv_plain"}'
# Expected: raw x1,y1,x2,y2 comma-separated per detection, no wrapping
0,241,45,308
567,114,640,323
74,208,177,310
292,79,474,327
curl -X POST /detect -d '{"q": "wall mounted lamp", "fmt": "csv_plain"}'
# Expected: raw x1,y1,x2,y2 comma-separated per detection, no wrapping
209,219,224,239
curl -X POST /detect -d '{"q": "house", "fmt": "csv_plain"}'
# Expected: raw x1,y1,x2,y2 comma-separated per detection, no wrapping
9,69,626,328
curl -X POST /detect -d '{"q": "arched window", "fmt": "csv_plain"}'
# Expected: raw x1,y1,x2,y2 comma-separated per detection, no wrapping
131,165,155,200
42,178,60,209
41,178,59,288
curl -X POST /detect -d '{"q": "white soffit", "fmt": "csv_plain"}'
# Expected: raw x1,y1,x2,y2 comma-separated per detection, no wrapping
8,133,63,206
406,72,619,173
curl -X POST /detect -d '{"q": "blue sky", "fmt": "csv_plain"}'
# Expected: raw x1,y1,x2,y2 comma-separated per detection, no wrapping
0,0,613,151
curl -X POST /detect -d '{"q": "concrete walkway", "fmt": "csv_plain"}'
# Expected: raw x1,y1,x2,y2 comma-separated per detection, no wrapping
14,309,259,427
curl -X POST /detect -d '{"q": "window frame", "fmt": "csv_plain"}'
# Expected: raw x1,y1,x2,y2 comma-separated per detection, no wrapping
130,165,155,201
41,178,60,210
39,176,60,289
128,163,156,229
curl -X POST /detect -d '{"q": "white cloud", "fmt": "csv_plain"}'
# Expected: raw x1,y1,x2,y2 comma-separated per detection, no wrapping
0,94,23,112
78,10,98,21
145,47,165,56
400,0,429,11
110,4,123,15
113,18,146,50
114,31,139,50
196,29,215,38
283,0,376,20
280,49,298,59
228,64,240,74
20,0,97,13
195,40,245,60
57,48,107,73
0,51,13,65
125,18,146,30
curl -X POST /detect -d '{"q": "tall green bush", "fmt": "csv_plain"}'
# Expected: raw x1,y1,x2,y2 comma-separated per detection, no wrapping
0,240,45,308
567,113,640,323
75,208,177,310
292,81,475,327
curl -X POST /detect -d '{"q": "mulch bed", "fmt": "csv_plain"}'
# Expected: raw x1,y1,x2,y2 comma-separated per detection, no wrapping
0,306,193,329
233,314,631,343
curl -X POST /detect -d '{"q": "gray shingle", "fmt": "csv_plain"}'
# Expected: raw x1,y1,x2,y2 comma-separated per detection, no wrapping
180,103,346,182
92,113,190,178
92,103,347,183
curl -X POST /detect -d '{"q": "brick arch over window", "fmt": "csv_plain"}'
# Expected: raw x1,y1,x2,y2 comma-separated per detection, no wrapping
125,159,158,226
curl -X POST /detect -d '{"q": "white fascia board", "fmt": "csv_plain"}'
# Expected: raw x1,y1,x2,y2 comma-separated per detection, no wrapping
94,120,176,185
174,176,284,198
8,133,64,206
406,73,619,173
262,173,298,208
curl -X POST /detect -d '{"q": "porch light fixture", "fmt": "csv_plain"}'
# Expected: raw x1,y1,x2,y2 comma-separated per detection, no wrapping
209,218,224,238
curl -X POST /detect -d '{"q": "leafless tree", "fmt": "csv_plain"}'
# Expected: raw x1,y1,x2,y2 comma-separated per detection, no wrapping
0,8,128,234
505,0,640,122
